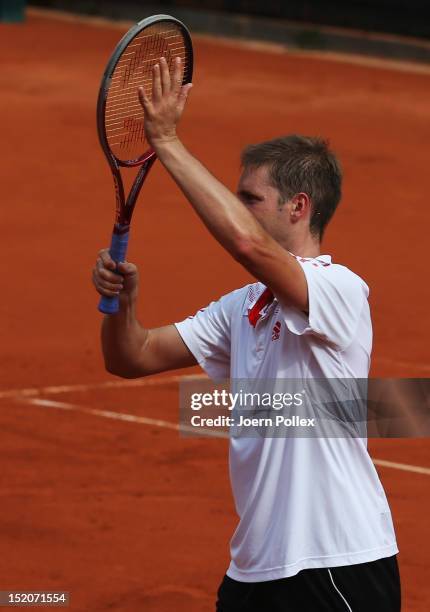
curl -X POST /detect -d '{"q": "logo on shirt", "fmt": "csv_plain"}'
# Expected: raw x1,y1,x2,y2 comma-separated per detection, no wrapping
272,321,281,341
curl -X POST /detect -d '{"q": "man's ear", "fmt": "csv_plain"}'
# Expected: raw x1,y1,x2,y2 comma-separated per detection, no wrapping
290,192,311,221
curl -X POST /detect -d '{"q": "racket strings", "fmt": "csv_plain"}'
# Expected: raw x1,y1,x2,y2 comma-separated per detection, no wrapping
105,22,190,162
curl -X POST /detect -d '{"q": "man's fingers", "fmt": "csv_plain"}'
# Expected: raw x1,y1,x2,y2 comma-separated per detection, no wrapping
138,86,153,114
159,57,171,95
151,63,162,102
96,286,121,297
98,248,116,270
92,269,122,296
117,261,137,275
98,279,123,293
138,57,188,145
177,83,193,114
96,261,123,284
172,56,183,94
93,250,138,299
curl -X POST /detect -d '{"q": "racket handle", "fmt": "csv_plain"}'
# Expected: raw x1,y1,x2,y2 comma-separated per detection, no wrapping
98,226,130,315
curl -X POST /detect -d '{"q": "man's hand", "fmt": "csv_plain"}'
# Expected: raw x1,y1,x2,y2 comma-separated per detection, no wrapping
92,249,139,303
138,56,192,148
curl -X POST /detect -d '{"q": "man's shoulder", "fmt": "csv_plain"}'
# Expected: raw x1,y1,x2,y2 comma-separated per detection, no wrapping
218,283,254,309
326,263,369,298
296,255,369,298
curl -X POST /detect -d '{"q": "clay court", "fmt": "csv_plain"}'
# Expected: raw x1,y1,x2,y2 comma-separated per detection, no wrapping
1,9,429,611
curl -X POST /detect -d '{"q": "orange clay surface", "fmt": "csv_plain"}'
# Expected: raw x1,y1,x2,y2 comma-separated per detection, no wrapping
1,12,430,612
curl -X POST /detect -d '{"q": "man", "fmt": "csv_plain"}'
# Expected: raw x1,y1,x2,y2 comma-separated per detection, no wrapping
93,57,400,611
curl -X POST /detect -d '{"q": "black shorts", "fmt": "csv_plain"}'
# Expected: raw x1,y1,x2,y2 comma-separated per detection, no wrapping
216,555,401,612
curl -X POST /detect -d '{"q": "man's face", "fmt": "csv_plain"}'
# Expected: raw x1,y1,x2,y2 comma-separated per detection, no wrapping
237,165,291,243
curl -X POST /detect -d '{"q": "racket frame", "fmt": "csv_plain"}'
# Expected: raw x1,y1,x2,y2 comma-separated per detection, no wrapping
96,14,193,313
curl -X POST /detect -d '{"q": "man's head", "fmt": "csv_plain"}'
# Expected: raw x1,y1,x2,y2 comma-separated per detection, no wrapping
238,135,342,245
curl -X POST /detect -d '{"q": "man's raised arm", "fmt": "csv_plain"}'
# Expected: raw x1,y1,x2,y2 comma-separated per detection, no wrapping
138,57,308,314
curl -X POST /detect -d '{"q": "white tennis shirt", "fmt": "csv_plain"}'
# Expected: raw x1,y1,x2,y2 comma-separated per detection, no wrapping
175,254,398,582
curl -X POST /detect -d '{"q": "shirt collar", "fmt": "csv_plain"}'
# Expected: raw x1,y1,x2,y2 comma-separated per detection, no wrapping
242,283,276,317
290,252,332,265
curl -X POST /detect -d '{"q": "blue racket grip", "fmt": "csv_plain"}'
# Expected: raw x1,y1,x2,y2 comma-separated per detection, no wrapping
98,227,130,315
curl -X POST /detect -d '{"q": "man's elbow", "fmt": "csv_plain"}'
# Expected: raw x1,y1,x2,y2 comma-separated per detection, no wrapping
104,359,147,379
233,233,270,267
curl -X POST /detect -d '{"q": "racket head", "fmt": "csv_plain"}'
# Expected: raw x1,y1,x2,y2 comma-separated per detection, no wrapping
97,14,193,168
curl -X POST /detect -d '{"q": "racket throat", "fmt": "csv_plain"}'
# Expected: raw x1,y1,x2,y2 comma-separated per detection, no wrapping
113,222,130,235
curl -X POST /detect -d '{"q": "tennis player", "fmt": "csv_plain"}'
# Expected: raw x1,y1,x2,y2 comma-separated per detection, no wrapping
93,58,401,611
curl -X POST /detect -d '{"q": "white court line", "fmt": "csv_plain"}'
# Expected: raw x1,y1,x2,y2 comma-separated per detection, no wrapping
1,359,429,400
373,459,430,476
0,373,207,401
22,397,228,439
17,397,430,474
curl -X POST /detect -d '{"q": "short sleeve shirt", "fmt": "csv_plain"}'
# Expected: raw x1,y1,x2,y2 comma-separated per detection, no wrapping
175,254,398,582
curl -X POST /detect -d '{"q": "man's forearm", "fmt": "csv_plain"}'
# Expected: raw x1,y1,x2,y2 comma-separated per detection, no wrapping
101,294,148,378
137,58,308,311
153,137,309,311
155,138,267,258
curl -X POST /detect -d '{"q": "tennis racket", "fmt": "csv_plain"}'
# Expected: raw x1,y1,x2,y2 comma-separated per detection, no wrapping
97,14,193,314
